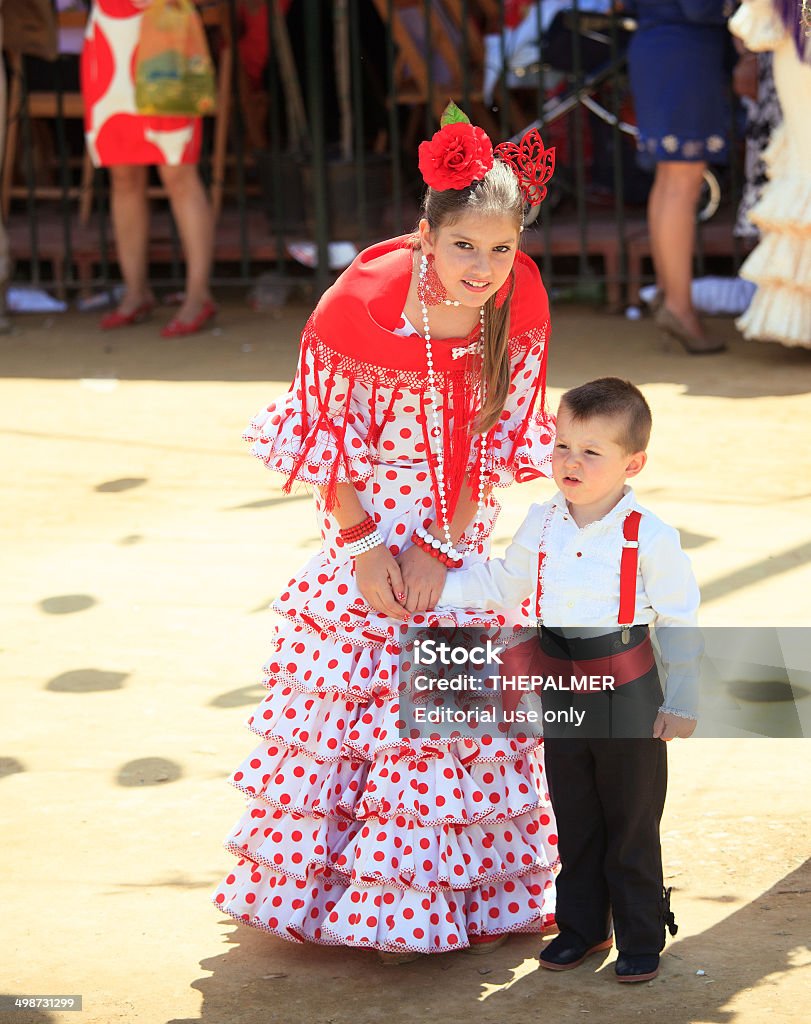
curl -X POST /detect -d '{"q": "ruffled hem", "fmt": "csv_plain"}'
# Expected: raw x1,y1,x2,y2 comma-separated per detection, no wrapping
246,693,543,767
748,179,811,235
223,803,557,892
744,127,811,234
265,616,525,702
237,705,547,797
263,622,401,698
760,124,791,181
736,286,811,348
729,0,788,53
250,645,542,764
224,809,362,879
271,603,509,655
244,394,374,489
739,233,811,291
341,813,557,891
213,860,556,952
489,417,555,487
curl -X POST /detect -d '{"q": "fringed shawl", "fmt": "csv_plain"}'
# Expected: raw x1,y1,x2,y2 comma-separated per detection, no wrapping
245,235,553,514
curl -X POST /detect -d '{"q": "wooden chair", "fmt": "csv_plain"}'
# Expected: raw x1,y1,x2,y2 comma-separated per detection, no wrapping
1,9,94,224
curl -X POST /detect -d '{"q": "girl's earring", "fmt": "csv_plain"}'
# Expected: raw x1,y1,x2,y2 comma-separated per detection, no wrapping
418,252,451,306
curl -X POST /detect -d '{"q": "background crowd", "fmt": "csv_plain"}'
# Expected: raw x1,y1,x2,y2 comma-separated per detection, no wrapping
0,0,808,348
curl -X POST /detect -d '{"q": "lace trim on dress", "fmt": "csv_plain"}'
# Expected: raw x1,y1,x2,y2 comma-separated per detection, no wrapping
658,705,697,720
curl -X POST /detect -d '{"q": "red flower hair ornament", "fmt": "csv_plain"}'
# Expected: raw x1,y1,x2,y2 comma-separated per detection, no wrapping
418,104,555,208
418,103,494,191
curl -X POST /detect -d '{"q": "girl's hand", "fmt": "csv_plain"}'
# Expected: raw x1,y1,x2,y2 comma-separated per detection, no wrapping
354,545,408,620
397,544,447,613
653,712,697,741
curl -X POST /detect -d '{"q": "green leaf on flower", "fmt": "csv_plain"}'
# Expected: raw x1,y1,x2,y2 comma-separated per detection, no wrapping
440,101,471,127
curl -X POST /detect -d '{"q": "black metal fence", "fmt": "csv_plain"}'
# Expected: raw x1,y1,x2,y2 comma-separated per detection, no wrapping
3,0,745,306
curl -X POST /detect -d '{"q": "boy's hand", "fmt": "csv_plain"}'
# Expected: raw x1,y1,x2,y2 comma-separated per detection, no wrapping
653,711,697,741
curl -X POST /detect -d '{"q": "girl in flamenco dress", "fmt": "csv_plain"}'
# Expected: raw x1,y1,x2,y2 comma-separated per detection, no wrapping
213,108,560,963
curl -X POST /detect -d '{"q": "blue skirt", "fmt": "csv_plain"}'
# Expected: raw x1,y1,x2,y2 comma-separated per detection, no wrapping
628,24,730,167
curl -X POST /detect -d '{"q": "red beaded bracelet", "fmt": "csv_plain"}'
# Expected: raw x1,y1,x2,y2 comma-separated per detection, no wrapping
411,530,463,569
339,514,376,542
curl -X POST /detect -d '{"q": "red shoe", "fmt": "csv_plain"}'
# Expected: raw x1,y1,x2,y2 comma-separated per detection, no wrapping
160,300,217,338
100,300,154,330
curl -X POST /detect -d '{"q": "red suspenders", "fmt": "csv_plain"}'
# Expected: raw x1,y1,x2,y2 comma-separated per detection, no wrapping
535,506,643,644
618,510,642,643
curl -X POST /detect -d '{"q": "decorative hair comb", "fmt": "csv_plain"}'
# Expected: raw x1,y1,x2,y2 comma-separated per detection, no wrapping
418,102,555,208
495,130,556,207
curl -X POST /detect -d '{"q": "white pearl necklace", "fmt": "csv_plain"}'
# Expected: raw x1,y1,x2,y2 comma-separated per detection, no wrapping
420,294,488,557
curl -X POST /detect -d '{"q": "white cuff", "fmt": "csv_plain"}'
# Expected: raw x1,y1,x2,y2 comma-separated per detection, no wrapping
658,705,698,721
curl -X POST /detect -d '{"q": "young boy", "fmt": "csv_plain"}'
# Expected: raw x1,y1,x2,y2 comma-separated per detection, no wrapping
439,377,700,983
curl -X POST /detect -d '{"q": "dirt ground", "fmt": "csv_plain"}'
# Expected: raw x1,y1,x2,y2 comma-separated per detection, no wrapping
1,301,810,1024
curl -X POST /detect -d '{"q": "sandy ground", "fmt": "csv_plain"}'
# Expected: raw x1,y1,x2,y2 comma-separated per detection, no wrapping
1,301,810,1024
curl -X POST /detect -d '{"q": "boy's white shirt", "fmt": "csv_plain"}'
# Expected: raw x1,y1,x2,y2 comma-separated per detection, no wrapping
439,487,702,717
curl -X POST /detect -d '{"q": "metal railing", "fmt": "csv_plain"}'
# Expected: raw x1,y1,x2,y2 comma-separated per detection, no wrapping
2,0,745,305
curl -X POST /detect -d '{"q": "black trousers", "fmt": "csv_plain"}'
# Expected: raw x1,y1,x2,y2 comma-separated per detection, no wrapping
539,627,671,956
545,735,668,955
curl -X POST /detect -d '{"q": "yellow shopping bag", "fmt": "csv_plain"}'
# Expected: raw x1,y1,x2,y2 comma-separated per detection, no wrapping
135,0,217,117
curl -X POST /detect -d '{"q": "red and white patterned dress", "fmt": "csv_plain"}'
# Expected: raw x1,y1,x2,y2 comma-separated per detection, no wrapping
212,237,560,953
80,0,203,167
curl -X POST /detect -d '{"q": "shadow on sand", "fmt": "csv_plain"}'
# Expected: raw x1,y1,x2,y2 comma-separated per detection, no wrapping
170,859,810,1024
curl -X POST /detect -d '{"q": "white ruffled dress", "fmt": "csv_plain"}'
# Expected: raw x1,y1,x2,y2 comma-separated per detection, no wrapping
212,265,560,953
731,0,811,347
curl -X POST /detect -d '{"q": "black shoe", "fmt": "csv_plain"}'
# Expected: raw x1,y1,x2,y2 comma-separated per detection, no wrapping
538,933,613,971
615,952,660,983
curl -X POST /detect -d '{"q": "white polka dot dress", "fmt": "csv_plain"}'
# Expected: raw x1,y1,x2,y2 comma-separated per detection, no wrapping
212,272,559,953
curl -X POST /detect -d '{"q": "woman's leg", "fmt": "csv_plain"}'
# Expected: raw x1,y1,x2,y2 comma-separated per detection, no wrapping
646,173,664,297
158,164,214,323
649,161,707,337
109,164,153,314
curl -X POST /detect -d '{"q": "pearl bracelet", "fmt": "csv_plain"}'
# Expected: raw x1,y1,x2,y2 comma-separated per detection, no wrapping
413,524,464,563
345,530,384,558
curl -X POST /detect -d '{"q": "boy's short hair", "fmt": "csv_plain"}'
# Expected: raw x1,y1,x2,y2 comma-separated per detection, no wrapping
560,377,652,453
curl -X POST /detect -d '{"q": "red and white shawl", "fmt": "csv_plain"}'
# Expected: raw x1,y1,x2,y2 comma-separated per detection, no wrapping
245,235,555,513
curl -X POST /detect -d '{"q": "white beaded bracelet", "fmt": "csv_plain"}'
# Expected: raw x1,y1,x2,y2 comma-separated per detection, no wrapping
346,530,384,558
413,524,464,563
